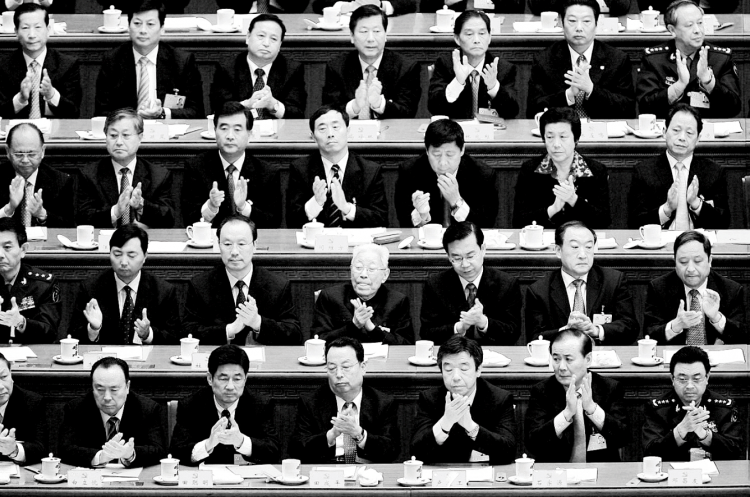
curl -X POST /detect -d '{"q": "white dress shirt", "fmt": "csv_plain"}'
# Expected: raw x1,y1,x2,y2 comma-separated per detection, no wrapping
132,46,172,118
13,48,61,115
659,152,704,227
108,158,139,227
200,151,253,222
331,390,368,456
445,56,500,103
246,56,286,118
345,53,386,118
225,268,257,342
87,271,153,343
665,279,726,341
191,396,253,462
453,268,487,335
304,152,357,222
564,43,595,105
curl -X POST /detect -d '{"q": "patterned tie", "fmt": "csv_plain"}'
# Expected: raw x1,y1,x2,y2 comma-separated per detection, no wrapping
470,70,480,117
119,169,131,226
673,162,691,230
570,397,587,462
106,416,119,441
29,60,41,119
358,65,375,120
20,181,32,227
235,280,246,308
137,57,150,110
342,402,357,464
221,409,232,428
574,55,589,119
324,164,343,227
255,0,269,13
120,286,134,344
572,279,585,314
253,68,268,119
466,282,477,308
225,164,236,214
686,289,706,345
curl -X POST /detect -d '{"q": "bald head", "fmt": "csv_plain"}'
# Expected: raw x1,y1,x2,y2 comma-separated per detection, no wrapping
6,124,45,179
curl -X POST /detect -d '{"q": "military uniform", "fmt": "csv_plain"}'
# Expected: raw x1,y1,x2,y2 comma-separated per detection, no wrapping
0,264,61,344
643,388,743,461
637,41,740,118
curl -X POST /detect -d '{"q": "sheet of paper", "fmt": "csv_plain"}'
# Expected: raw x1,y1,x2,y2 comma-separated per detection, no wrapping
168,124,191,136
312,466,358,480
566,468,598,481
513,21,541,32
147,242,187,253
709,121,742,135
0,347,37,362
228,464,280,479
596,238,617,249
98,467,143,481
590,350,622,368
242,347,266,362
363,343,388,359
101,346,153,362
26,227,47,241
659,229,717,245
0,462,18,477
626,18,642,30
483,230,512,247
717,230,750,245
483,349,510,366
164,17,198,30
670,459,719,475
423,466,493,482
198,464,244,484
708,348,745,365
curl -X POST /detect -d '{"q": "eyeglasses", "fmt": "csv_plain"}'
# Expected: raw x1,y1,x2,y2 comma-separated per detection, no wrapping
449,253,479,265
673,375,707,386
11,153,40,161
351,265,385,275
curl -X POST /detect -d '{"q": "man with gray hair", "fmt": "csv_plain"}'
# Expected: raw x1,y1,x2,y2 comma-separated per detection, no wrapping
76,108,175,228
311,243,413,344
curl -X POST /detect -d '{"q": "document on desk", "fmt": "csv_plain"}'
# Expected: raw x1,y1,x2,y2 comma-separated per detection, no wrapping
147,242,187,253
198,464,244,484
0,347,37,362
670,459,719,475
228,464,281,479
717,230,750,245
313,466,360,480
101,346,153,362
0,462,18,477
482,349,511,367
566,468,598,482
99,467,142,481
590,350,622,368
423,466,493,482
242,347,266,362
26,227,47,241
363,343,388,359
664,348,744,366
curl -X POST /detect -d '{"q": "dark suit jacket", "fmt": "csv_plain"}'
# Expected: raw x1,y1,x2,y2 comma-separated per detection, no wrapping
0,264,60,344
59,391,166,468
288,384,399,463
95,42,203,118
0,386,46,465
181,151,281,228
170,386,279,465
183,265,301,345
525,373,628,462
75,157,175,228
529,0,639,15
644,270,745,345
513,155,611,229
210,53,306,118
312,282,414,344
395,153,498,228
420,0,524,13
0,48,81,118
421,267,521,344
629,153,730,229
322,49,421,119
428,50,518,119
215,0,307,12
525,266,638,344
0,162,74,227
411,378,516,464
69,269,181,345
286,153,387,228
527,40,635,118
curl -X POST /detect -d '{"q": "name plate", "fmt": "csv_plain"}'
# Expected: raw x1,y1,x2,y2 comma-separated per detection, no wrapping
178,470,213,487
597,15,618,33
191,352,209,370
458,122,494,141
253,119,277,137
68,469,102,487
668,469,702,486
142,121,170,142
348,121,380,141
432,469,467,487
84,352,116,369
700,121,715,140
532,469,568,487
580,121,608,141
314,234,348,253
309,469,345,487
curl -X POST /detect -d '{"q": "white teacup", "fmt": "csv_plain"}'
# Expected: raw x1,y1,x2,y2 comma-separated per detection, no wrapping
436,7,454,28
98,229,114,252
281,459,300,480
415,340,434,360
322,6,338,26
186,222,212,245
527,336,550,362
540,11,558,30
207,115,215,136
180,335,199,358
641,8,659,30
643,456,662,476
102,5,121,29
639,224,661,245
41,454,61,478
77,225,94,246
2,11,14,29
521,223,543,247
305,335,325,360
160,454,179,480
216,8,234,26
403,457,423,481
60,335,79,359
638,336,657,360
422,223,442,246
638,114,657,132
91,116,106,137
303,221,324,244
515,453,535,479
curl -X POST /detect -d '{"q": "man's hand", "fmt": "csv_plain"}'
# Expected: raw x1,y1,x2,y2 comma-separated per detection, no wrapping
129,182,144,211
675,49,691,86
0,426,17,456
480,57,500,90
312,176,328,206
137,98,164,119
459,299,487,331
451,49,474,85
703,289,721,322
673,299,703,333
579,372,596,414
215,411,244,448
241,90,265,110
354,79,368,114
564,61,594,95
437,173,461,206
252,87,277,111
84,298,103,330
330,178,349,212
209,181,225,209
19,67,34,103
411,190,431,215
367,78,383,109
233,176,249,209
350,298,374,329
677,404,711,435
26,188,45,219
696,46,711,84
330,405,361,438
441,391,471,431
566,311,598,337
40,69,55,101
206,416,230,451
133,308,150,339
563,374,579,421
101,433,135,462
666,180,680,212
552,176,578,206
7,176,24,211
0,298,24,329
115,185,133,219
686,175,700,209
236,297,261,330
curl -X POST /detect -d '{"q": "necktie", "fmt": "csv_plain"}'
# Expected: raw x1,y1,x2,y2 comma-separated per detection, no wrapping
570,397,587,462
221,409,231,428
442,197,452,228
324,164,343,227
137,57,150,110
20,181,32,227
0,413,3,424
572,279,585,314
226,164,237,214
120,286,134,345
342,402,357,464
106,416,119,441
470,70,480,117
686,289,706,345
466,282,477,308
255,0,269,13
359,65,375,121
29,61,41,119
673,162,691,230
253,68,268,119
119,169,131,226
235,280,246,308
574,55,589,120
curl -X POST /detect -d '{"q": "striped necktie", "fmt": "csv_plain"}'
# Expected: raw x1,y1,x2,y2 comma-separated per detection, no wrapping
29,60,41,119
470,70,480,117
686,290,706,345
20,181,32,227
358,65,375,120
137,56,150,110
572,279,585,314
120,286,134,344
342,402,357,464
673,162,691,230
253,68,268,119
574,55,589,119
106,416,119,441
226,164,237,214
324,164,343,227
119,168,131,226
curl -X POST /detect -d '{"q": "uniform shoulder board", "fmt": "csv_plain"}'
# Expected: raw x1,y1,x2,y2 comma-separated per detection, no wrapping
652,397,675,408
712,398,733,407
644,45,669,55
707,45,731,55
26,269,54,282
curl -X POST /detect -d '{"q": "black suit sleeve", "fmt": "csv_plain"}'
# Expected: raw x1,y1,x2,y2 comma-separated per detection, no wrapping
348,161,388,228
600,272,639,345
628,162,663,228
643,280,674,344
139,168,176,229
286,160,313,229
584,53,635,118
714,283,746,344
48,57,82,118
148,283,182,345
490,62,519,118
181,157,209,227
75,170,116,228
642,403,683,459
636,54,670,118
381,59,421,119
249,161,282,229
209,63,235,115
182,280,231,345
18,277,61,344
419,277,459,344
287,395,336,462
695,165,730,229
14,391,47,465
427,55,458,117
482,277,522,345
58,402,97,467
242,396,281,463
280,61,306,119
167,52,203,119
132,400,167,467
94,51,119,117
46,172,75,228
524,285,562,342
513,161,553,228
253,279,302,345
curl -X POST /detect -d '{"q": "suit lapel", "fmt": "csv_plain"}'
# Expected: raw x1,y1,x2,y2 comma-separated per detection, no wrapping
588,42,606,85
234,54,254,100
342,155,363,202
446,271,470,313
345,52,364,94
155,44,172,96
550,271,571,317
133,272,152,314
550,43,574,87
266,55,285,93
585,267,602,316
97,161,121,206
103,272,122,330
133,159,151,194
657,153,675,188
211,267,238,319
122,47,138,104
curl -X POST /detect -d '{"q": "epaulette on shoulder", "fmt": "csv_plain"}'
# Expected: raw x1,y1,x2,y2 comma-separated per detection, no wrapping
652,397,676,408
644,45,669,55
26,269,54,282
707,397,734,407
706,45,731,55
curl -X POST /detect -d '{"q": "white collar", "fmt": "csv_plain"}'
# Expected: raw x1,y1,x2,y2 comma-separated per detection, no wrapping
114,271,141,295
213,394,239,416
321,152,349,176
22,48,47,69
334,389,363,412
684,279,709,300
111,157,137,177
132,45,159,65
568,42,595,68
16,168,39,187
358,53,384,74
458,268,483,291
99,404,125,426
226,268,253,290
666,151,694,171
219,151,246,171
561,268,589,287
247,56,274,80
467,55,485,71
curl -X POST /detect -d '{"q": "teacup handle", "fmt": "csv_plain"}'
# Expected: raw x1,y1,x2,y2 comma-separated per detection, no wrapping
639,226,645,240
186,226,193,239
526,342,532,356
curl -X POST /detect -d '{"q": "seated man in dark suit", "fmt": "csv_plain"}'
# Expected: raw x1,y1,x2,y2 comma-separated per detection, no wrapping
411,335,515,464
70,224,181,345
59,357,166,467
170,345,279,465
286,105,387,228
525,221,638,344
322,5,420,119
395,119,497,228
76,108,175,228
312,244,413,344
527,0,635,118
210,14,305,118
314,0,416,15
289,337,399,463
629,104,729,229
94,0,203,119
0,352,46,465
421,221,521,345
0,123,73,227
184,215,301,345
0,218,60,344
428,10,518,119
182,102,281,228
420,0,524,13
215,0,307,13
528,0,638,16
643,346,743,461
644,231,745,345
526,329,628,462
0,4,80,118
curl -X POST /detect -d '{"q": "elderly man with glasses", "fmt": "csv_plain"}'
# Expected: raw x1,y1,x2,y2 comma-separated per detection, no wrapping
311,243,413,344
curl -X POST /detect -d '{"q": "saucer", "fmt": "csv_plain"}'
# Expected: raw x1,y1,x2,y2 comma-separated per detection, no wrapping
186,239,213,249
537,27,563,33
531,128,541,137
524,356,549,367
487,242,516,250
153,476,179,486
69,241,99,251
637,472,668,482
429,25,453,33
200,131,216,140
397,477,429,486
508,475,533,486
274,475,309,485
317,19,345,31
79,131,106,140
170,355,192,366
417,239,443,250
34,474,67,483
408,355,437,366
639,241,668,250
0,26,15,34
631,356,664,367
97,25,128,33
298,356,325,366
520,243,550,251
297,237,315,249
639,25,667,33
633,128,663,139
211,24,239,33
53,354,83,365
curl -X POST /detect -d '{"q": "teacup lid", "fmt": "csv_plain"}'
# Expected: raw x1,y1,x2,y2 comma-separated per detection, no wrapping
644,5,658,12
516,452,533,462
162,453,179,462
405,455,422,464
103,4,120,13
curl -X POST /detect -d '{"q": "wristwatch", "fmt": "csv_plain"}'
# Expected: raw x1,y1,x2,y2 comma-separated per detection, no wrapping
353,429,365,444
451,198,465,215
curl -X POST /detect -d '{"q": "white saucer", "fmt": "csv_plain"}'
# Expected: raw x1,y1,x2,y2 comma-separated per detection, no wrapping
274,475,309,485
69,241,99,250
639,25,667,32
631,356,664,367
537,27,563,33
186,239,213,249
487,242,516,250
397,477,429,486
508,475,533,485
34,474,67,483
153,475,179,486
637,472,668,482
97,25,127,33
53,354,83,365
200,131,216,140
639,241,668,250
531,128,541,137
417,239,443,250
633,128,663,139
0,26,14,34
520,243,550,251
298,237,315,249
317,19,345,31
408,355,437,366
211,24,239,33
608,128,627,138
298,356,325,366
79,131,106,140
524,356,549,367
429,25,453,33
170,355,192,366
